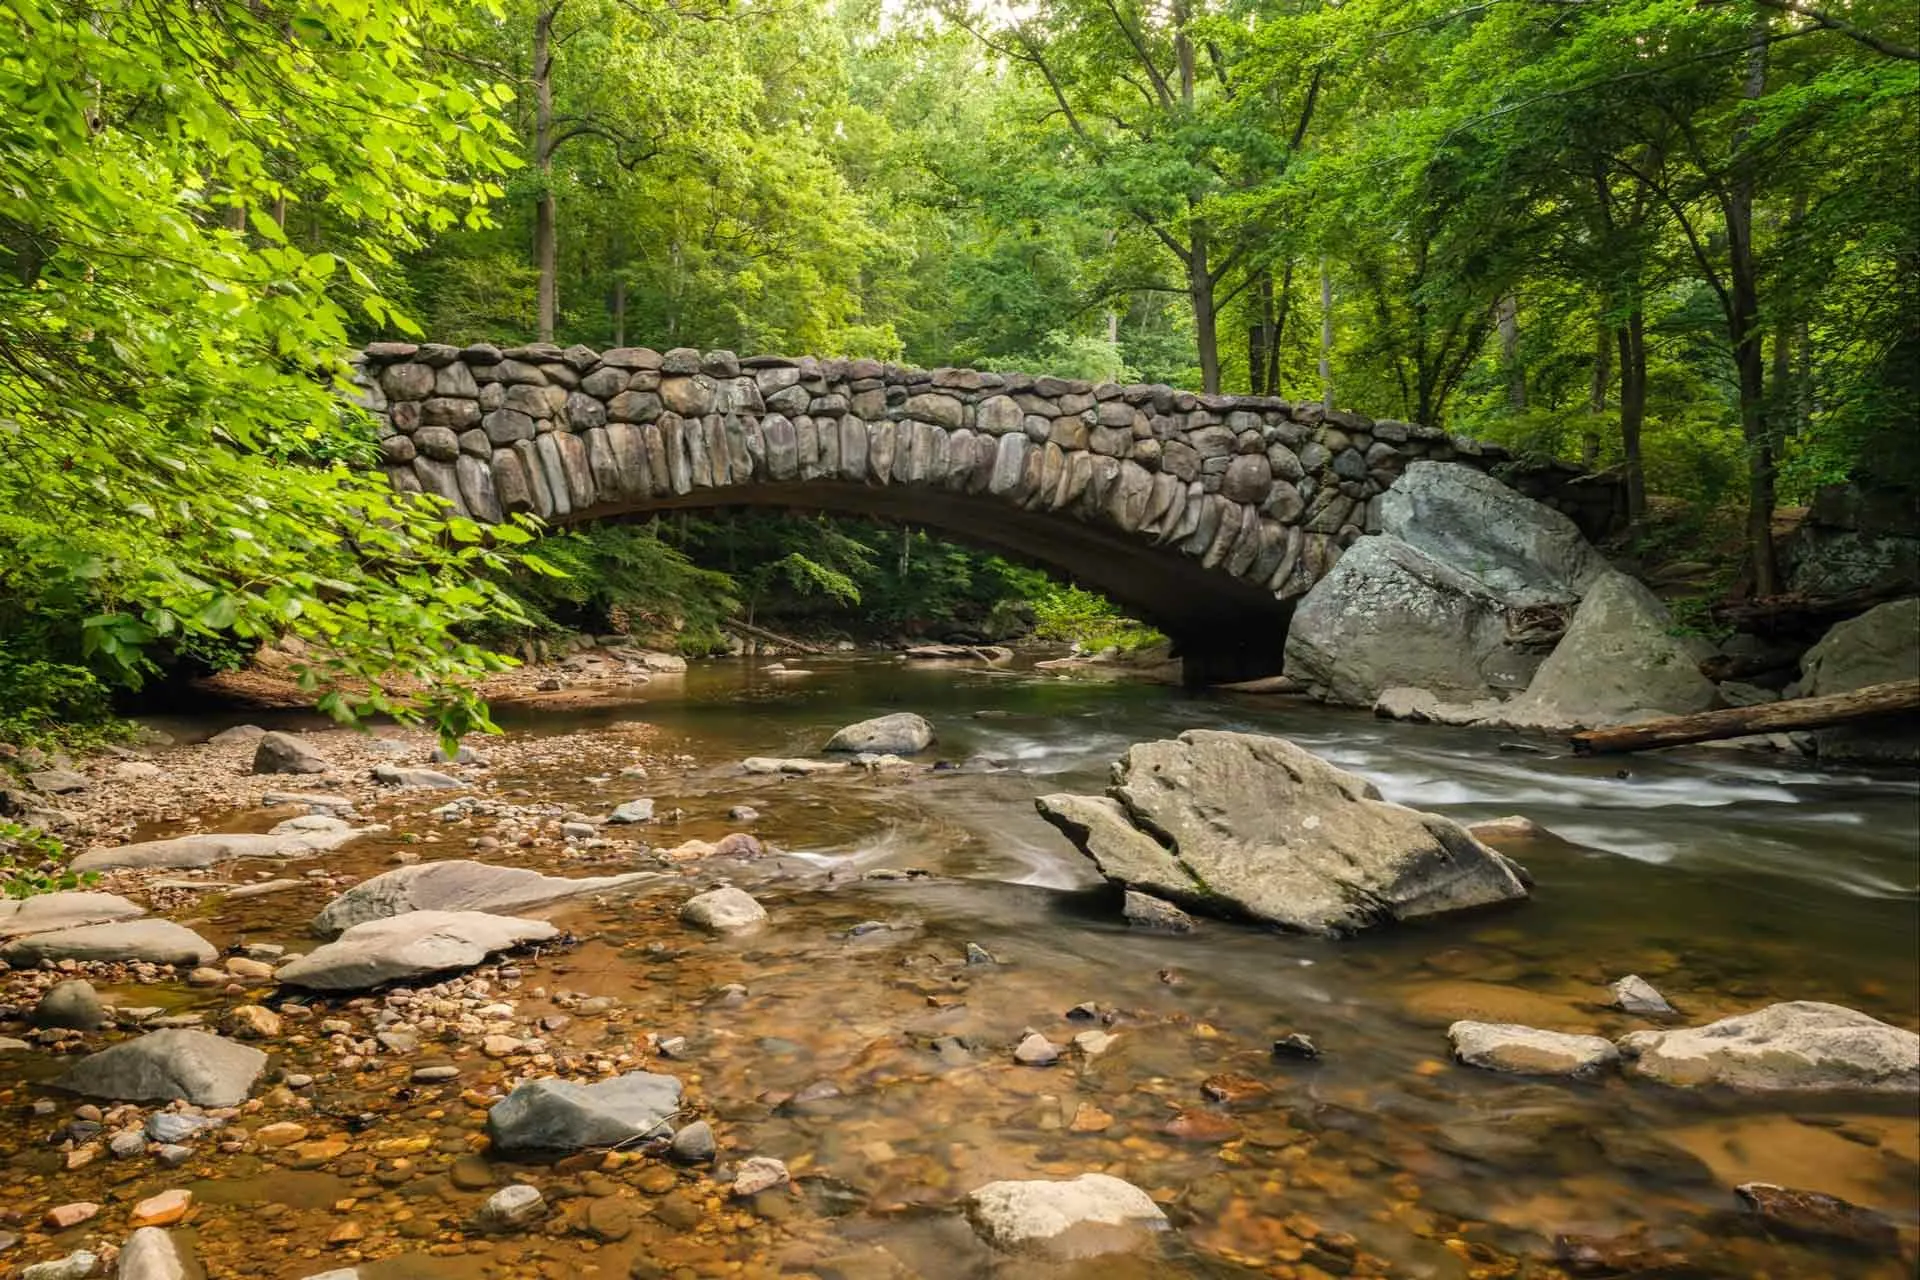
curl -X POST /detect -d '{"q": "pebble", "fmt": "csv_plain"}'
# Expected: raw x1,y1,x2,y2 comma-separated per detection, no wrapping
129,1187,193,1227
1071,1029,1116,1058
1014,1032,1060,1066
413,1065,461,1083
20,1251,100,1280
670,1120,717,1164
43,1202,100,1230
731,1156,789,1197
478,1184,545,1231
1612,974,1676,1016
1272,1032,1320,1061
964,942,995,966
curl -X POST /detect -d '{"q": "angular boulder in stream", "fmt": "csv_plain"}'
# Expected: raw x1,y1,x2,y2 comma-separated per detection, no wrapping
1617,1001,1920,1093
274,910,557,990
56,1029,267,1107
0,890,146,938
823,712,935,754
311,860,659,935
1035,730,1529,936
486,1071,682,1153
0,919,216,967
965,1173,1168,1256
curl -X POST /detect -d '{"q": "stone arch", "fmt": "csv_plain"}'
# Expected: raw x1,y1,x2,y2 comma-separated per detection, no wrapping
356,341,1523,678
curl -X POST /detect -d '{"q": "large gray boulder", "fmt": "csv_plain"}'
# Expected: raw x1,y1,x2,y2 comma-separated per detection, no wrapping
0,920,217,967
485,1071,683,1153
824,712,935,754
252,731,330,775
1285,463,1603,705
1619,1001,1919,1093
71,822,375,872
0,891,145,938
1798,598,1919,764
312,861,659,935
1379,461,1607,604
274,910,557,990
965,1173,1167,1256
1496,571,1717,730
1035,730,1528,936
56,1029,268,1107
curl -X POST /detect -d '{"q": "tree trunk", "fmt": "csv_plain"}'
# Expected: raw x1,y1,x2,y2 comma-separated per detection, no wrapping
612,276,626,348
1187,236,1221,394
1585,323,1611,467
1318,258,1334,409
1497,294,1526,410
1615,311,1647,521
533,3,559,344
1570,680,1920,755
1728,11,1780,595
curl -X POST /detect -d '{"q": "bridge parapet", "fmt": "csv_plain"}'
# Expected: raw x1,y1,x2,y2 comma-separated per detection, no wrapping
354,341,1529,610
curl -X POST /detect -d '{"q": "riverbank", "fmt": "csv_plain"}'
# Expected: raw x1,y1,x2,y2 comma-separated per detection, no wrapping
1,659,1915,1279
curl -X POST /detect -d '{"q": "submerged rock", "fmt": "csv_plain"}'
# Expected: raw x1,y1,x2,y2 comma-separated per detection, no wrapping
1449,1021,1620,1077
274,911,557,990
1036,730,1528,936
680,886,767,934
1122,890,1195,932
311,861,658,935
965,1173,1167,1256
477,1185,545,1232
0,920,216,968
740,757,850,775
824,712,935,754
1735,1182,1900,1253
56,1029,267,1107
485,1072,682,1153
1611,974,1675,1017
1618,1001,1919,1093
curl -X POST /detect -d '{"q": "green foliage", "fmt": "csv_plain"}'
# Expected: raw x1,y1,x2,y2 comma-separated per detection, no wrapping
493,523,739,655
0,0,535,743
0,650,128,751
0,819,93,899
1029,585,1166,654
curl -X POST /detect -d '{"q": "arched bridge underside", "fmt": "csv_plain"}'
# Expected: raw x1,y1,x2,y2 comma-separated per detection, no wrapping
358,341,1521,679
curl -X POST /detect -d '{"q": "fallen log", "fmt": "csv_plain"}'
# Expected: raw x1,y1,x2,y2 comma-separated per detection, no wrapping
723,618,830,655
1706,585,1909,636
1570,680,1920,755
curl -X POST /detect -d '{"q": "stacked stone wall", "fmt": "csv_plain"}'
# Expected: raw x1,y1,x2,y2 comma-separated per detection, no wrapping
355,341,1524,602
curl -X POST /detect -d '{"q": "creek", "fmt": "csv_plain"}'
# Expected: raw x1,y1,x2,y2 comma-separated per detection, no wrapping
5,656,1917,1279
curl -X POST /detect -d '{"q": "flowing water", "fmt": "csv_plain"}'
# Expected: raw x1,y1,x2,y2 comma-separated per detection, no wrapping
5,657,1918,1279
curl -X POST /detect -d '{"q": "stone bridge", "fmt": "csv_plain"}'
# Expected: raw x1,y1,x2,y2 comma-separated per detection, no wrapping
355,341,1613,678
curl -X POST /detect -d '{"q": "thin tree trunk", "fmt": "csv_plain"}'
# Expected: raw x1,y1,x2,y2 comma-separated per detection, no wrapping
534,3,559,344
1586,324,1611,467
612,277,626,348
1616,312,1648,521
1247,270,1270,396
1728,11,1780,594
1318,258,1334,409
1497,294,1526,410
1188,237,1221,394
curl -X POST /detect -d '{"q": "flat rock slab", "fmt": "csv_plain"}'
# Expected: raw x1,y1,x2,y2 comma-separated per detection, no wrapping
71,825,378,872
1619,1001,1920,1093
741,758,849,775
824,712,935,754
312,860,659,935
0,891,146,939
486,1072,683,1153
0,920,217,968
966,1173,1167,1257
274,910,558,990
56,1029,267,1107
1450,1020,1620,1077
1036,729,1528,936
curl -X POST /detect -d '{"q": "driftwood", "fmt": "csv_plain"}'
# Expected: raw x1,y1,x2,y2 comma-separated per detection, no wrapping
1706,585,1909,636
1570,680,1920,755
723,618,830,655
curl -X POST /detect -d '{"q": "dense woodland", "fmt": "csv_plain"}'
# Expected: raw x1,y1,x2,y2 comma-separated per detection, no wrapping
0,0,1915,746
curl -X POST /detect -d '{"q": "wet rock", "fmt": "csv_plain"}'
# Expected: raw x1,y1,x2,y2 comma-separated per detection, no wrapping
1799,598,1920,764
727,805,759,822
1449,1021,1619,1077
1466,815,1554,842
1014,1032,1060,1066
57,1029,267,1107
1618,1001,1920,1093
1272,1033,1320,1061
478,1184,545,1231
964,942,995,965
1121,890,1194,932
740,756,849,775
33,980,108,1031
823,712,936,755
1611,975,1675,1017
274,910,558,991
21,1252,102,1280
253,732,331,775
224,1005,281,1039
146,1113,220,1144
70,824,375,872
413,1065,460,1083
670,1119,716,1164
1735,1182,1899,1253
583,1197,633,1241
108,1130,146,1159
731,1156,790,1197
116,1227,192,1280
371,764,462,789
1071,1030,1115,1058
965,1173,1167,1255
44,1203,100,1229
609,798,655,824
1036,730,1528,936
680,886,766,934
312,860,657,934
1553,1232,1697,1277
128,1189,191,1227
0,920,216,967
0,892,146,939
449,1155,494,1189
485,1071,682,1153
